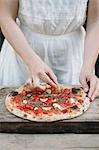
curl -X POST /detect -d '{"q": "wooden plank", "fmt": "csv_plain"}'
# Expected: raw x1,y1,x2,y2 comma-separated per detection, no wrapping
1,122,99,134
0,87,99,133
0,134,99,150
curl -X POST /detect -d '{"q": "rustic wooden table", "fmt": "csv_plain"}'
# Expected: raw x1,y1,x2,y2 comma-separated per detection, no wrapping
0,87,99,134
0,133,99,150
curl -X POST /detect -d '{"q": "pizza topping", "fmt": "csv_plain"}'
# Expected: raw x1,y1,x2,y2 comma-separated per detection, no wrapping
62,109,68,114
33,107,42,115
53,103,63,110
52,99,57,102
27,93,32,97
42,106,52,111
62,88,71,95
33,95,40,101
14,95,22,103
40,98,48,102
69,97,76,104
31,101,41,106
78,99,83,103
34,107,39,111
23,100,28,104
72,88,80,94
71,105,78,109
25,104,34,110
46,89,51,94
11,91,19,96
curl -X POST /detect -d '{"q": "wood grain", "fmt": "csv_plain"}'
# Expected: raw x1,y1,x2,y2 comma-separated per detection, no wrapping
0,87,99,133
0,134,99,150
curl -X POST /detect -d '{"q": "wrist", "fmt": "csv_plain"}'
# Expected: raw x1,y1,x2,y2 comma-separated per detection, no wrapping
81,64,94,75
23,50,37,66
82,61,95,72
25,51,41,68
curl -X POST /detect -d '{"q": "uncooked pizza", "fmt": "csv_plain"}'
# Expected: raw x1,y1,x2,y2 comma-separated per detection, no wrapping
5,83,91,122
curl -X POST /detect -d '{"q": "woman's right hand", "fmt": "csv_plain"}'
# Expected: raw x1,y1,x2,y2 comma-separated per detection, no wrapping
27,54,58,88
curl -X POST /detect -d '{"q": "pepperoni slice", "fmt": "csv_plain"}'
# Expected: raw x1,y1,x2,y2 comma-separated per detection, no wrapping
78,99,83,104
62,109,68,114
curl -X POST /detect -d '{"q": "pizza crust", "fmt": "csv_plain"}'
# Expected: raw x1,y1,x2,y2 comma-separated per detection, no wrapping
5,86,91,122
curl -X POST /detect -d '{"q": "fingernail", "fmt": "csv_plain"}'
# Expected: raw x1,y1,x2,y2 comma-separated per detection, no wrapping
53,83,57,87
55,79,58,84
88,94,94,99
91,96,94,101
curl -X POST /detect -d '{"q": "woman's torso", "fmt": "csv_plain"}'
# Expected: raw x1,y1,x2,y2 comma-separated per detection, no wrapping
18,0,88,35
0,0,88,86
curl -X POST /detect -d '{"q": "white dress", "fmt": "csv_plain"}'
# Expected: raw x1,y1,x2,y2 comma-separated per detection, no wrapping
0,0,88,86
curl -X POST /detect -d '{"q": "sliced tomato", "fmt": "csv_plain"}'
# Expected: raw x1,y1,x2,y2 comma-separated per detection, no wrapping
63,101,71,106
78,99,83,103
33,95,40,101
62,89,70,94
62,109,68,114
47,97,53,104
24,104,34,110
14,103,21,108
43,111,49,114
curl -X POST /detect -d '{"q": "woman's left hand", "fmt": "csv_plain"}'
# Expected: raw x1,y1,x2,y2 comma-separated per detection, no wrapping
80,68,99,100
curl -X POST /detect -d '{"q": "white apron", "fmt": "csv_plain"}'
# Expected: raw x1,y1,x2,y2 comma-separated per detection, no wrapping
0,0,88,86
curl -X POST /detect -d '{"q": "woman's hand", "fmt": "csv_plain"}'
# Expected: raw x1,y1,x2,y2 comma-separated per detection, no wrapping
80,67,99,100
27,54,58,88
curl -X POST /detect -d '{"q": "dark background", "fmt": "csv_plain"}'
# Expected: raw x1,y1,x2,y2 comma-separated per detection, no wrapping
0,31,4,50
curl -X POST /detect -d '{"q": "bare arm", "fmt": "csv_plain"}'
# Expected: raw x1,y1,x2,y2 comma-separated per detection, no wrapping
0,0,38,66
83,0,99,70
80,0,99,99
0,0,57,87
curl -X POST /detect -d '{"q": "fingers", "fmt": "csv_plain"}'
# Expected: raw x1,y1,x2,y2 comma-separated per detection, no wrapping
91,90,99,100
31,76,46,90
91,79,99,100
80,76,89,92
39,72,57,87
88,76,97,98
27,69,57,89
27,76,46,90
26,78,33,86
47,69,58,85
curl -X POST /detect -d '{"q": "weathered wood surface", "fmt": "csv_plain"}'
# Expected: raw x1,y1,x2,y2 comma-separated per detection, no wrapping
0,87,99,133
0,134,99,150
